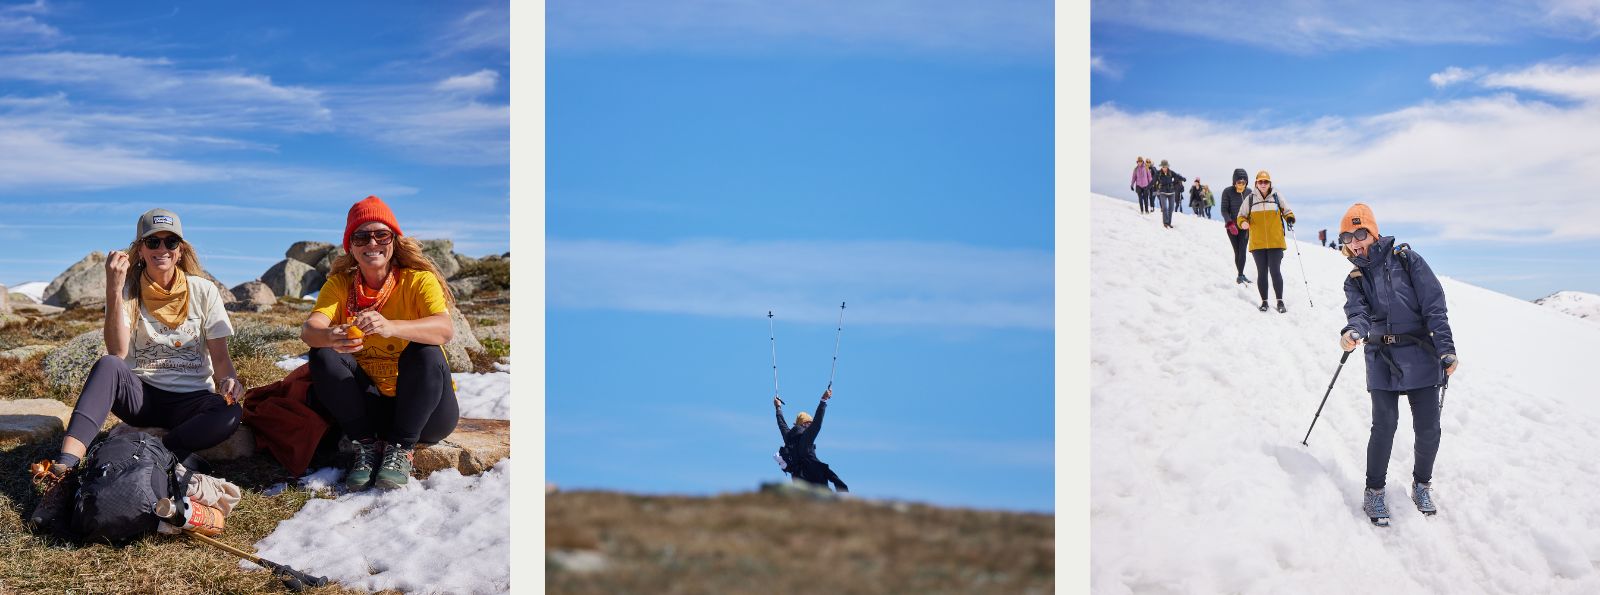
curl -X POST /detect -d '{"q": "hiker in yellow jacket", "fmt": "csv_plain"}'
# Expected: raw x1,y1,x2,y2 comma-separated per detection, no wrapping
1236,170,1296,313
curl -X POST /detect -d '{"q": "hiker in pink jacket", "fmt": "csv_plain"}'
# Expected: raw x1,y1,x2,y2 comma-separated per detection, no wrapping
1130,156,1153,214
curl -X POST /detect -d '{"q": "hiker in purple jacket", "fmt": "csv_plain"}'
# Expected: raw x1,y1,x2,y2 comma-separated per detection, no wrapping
1130,157,1152,214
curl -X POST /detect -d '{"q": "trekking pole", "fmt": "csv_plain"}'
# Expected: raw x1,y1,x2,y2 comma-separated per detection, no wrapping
768,311,783,406
1289,225,1313,308
826,301,846,390
1301,349,1353,446
187,532,329,592
1439,354,1456,412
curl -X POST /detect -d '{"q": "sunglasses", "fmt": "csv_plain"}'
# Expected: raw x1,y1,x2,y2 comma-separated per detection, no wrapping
351,229,394,247
1338,228,1372,244
1255,180,1271,185
142,236,182,250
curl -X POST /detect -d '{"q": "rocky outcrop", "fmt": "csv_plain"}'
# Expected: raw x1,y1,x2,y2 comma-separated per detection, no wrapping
314,247,347,277
261,258,325,299
420,239,461,280
0,345,53,361
412,418,509,476
42,330,109,393
229,281,277,312
42,252,108,309
199,270,236,305
0,399,72,444
286,241,335,267
448,276,491,300
443,308,484,372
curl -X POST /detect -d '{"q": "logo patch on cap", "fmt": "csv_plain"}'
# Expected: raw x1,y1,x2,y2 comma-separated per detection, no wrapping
1351,217,1362,225
153,215,174,225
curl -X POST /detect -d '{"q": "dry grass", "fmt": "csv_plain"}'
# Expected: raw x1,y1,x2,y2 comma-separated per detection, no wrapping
545,490,1055,595
0,353,73,403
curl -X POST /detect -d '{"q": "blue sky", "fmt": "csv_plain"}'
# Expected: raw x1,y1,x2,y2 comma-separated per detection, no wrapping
0,1,508,289
547,0,1054,512
1091,0,1600,300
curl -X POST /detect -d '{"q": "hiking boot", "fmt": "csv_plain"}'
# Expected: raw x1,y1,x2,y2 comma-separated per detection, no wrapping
1276,300,1287,313
1259,301,1270,312
1363,487,1391,526
345,439,381,491
26,460,77,535
1412,481,1437,515
374,444,414,490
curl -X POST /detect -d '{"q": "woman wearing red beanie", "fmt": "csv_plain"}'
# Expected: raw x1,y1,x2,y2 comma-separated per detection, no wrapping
300,195,459,491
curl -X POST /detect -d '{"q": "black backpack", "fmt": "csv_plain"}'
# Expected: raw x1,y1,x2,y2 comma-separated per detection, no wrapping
70,432,202,544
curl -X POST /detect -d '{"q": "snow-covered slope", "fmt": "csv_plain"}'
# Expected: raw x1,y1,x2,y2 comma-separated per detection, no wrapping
10,281,46,302
1090,194,1600,593
1535,290,1600,322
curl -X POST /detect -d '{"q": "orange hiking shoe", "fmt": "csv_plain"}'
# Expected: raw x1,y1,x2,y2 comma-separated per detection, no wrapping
26,460,77,535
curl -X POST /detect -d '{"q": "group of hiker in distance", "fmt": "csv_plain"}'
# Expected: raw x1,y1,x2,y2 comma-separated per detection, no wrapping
26,195,462,554
1130,156,1462,527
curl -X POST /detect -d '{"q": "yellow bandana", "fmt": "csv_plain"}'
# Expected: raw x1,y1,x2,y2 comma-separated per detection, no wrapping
140,270,190,330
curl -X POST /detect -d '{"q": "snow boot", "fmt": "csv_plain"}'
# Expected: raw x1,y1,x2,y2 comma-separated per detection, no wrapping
26,460,77,535
374,444,414,490
344,438,381,491
1363,487,1391,526
1276,300,1287,313
1259,301,1270,312
1412,482,1437,515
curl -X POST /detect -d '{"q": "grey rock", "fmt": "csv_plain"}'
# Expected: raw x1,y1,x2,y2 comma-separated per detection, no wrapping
0,345,53,361
198,270,236,304
43,251,108,309
229,281,277,312
42,330,109,392
9,291,36,304
412,418,510,476
0,283,8,315
547,550,608,574
447,276,490,300
0,399,72,444
455,253,480,273
419,239,460,280
285,241,335,266
443,307,484,372
11,302,65,316
260,258,325,298
314,246,347,277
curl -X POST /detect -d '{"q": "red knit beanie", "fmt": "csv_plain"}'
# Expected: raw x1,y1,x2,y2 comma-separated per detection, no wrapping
343,195,403,252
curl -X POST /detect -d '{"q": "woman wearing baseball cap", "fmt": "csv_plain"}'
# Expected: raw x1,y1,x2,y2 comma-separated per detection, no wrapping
301,196,459,491
27,208,243,534
1336,203,1458,526
1235,170,1296,312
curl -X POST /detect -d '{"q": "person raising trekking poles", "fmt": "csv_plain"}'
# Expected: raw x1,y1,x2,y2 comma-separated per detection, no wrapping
1235,170,1295,312
1336,203,1457,527
27,208,244,535
301,195,460,491
775,388,849,492
1130,156,1153,214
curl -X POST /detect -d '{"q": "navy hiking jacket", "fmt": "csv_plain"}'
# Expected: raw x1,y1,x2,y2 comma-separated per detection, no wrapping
1341,236,1455,392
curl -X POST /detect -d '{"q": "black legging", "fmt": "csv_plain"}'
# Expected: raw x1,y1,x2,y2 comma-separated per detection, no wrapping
64,355,242,457
1366,387,1441,489
1252,248,1285,301
309,343,459,449
1136,186,1151,212
1228,227,1251,276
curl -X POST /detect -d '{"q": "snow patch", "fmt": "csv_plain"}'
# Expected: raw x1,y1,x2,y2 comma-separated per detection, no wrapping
1090,194,1600,593
1534,290,1600,322
10,281,46,302
249,459,511,594
275,355,308,371
298,466,342,492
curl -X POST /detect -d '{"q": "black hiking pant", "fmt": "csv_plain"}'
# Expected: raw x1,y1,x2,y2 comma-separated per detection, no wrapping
1251,248,1285,301
1366,386,1441,490
308,344,459,449
1228,227,1250,277
64,355,242,457
1136,186,1151,212
793,460,849,492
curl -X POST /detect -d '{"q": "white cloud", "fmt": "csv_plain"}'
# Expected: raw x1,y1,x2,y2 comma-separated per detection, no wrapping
0,0,62,48
1090,75,1600,243
1091,54,1121,78
1089,0,1583,52
547,238,1053,330
435,69,499,95
439,4,510,53
1429,66,1477,87
0,128,217,189
548,0,1051,55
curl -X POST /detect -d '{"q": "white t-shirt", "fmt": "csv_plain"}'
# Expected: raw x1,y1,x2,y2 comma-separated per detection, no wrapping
118,275,234,393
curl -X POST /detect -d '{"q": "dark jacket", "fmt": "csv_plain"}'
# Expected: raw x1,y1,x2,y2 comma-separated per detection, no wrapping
1220,183,1254,223
1341,236,1456,392
1152,168,1185,194
776,400,829,480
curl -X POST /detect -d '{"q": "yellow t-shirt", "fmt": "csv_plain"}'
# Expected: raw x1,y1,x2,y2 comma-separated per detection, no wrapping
313,268,450,396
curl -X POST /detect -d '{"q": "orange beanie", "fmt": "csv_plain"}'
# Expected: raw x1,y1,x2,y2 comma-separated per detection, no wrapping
1341,203,1378,237
343,195,403,252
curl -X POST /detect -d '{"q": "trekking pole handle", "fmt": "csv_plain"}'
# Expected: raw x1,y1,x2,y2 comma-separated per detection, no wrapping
265,559,330,591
